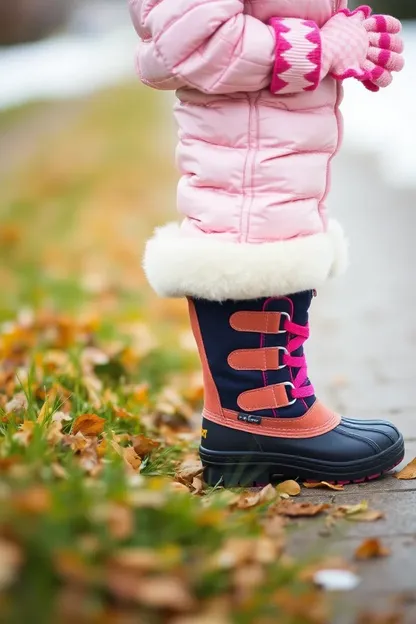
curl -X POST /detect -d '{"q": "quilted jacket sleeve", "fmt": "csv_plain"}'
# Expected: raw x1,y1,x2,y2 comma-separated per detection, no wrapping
129,0,276,94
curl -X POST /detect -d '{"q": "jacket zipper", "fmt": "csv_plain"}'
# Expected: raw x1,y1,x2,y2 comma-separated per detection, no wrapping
240,93,260,242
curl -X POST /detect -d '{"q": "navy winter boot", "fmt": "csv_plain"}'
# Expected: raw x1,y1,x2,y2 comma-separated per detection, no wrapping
189,292,404,487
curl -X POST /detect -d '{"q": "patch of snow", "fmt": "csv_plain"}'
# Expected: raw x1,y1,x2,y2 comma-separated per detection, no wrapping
0,27,136,109
314,569,361,592
341,22,416,189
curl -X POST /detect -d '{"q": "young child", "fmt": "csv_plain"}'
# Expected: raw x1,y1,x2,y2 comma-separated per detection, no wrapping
129,0,405,486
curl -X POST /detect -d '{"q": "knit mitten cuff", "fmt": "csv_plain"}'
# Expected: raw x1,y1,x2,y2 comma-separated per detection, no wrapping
269,17,322,94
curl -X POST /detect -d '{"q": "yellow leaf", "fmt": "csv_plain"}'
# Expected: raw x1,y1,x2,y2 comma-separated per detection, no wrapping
276,480,301,497
72,414,106,437
354,538,391,560
395,457,416,480
303,481,344,491
37,396,50,424
273,500,331,518
347,509,385,522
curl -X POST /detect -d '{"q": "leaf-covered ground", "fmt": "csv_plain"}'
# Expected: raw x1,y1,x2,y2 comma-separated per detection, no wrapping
0,84,407,624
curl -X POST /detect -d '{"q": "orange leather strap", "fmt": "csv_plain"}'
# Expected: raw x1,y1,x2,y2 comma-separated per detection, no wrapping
228,347,283,371
230,311,284,334
237,383,292,412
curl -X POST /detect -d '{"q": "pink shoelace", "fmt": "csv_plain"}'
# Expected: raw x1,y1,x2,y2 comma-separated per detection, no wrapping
282,319,315,399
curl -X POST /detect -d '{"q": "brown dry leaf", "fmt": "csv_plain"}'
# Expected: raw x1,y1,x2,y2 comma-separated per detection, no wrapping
122,446,142,472
176,456,204,484
51,462,68,479
233,563,265,592
135,576,195,611
215,538,255,569
5,392,28,414
303,481,344,491
234,484,277,510
110,548,161,572
0,540,23,590
354,538,391,560
334,501,368,517
46,420,64,445
55,550,95,586
356,612,404,624
273,588,329,624
394,457,416,480
13,421,35,446
12,486,52,514
73,413,106,436
131,434,160,458
276,480,301,497
191,476,204,495
63,431,89,453
273,499,331,518
107,504,134,541
170,482,190,494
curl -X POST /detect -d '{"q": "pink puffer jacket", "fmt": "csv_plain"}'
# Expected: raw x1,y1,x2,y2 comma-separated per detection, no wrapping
129,0,354,301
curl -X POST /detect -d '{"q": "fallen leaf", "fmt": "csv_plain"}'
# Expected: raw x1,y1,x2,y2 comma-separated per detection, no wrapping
395,457,416,480
215,539,255,569
0,540,23,590
170,482,190,494
122,446,142,472
37,396,51,424
72,414,106,437
347,509,385,522
273,500,331,517
12,486,52,514
303,481,344,491
110,548,161,572
131,434,160,458
13,421,35,446
107,504,134,540
334,501,368,517
274,588,329,622
354,538,391,560
175,457,204,484
356,612,404,624
51,462,68,479
191,476,204,495
5,392,28,414
135,576,195,611
276,480,301,497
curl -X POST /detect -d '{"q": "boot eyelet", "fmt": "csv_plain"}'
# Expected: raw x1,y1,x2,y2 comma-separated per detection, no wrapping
277,312,290,334
283,381,296,406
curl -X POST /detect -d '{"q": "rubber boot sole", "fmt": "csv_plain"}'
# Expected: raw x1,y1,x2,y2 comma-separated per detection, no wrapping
200,434,405,487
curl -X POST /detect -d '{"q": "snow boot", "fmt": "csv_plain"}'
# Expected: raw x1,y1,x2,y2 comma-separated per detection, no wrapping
188,291,404,487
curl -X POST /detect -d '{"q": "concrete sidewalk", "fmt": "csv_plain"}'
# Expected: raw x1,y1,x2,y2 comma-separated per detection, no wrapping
297,150,416,623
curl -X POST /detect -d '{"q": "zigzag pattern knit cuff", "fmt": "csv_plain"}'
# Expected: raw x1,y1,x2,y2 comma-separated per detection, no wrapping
269,18,322,94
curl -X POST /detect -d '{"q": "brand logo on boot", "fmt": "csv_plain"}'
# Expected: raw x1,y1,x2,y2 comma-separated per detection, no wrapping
201,428,208,439
238,413,262,425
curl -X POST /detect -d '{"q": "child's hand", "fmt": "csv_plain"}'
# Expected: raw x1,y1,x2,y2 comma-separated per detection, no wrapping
321,5,404,92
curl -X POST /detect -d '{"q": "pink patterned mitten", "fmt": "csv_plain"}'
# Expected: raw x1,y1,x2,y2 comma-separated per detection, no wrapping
321,5,404,91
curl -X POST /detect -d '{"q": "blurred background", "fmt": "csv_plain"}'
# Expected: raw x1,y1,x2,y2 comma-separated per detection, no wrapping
0,0,415,426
